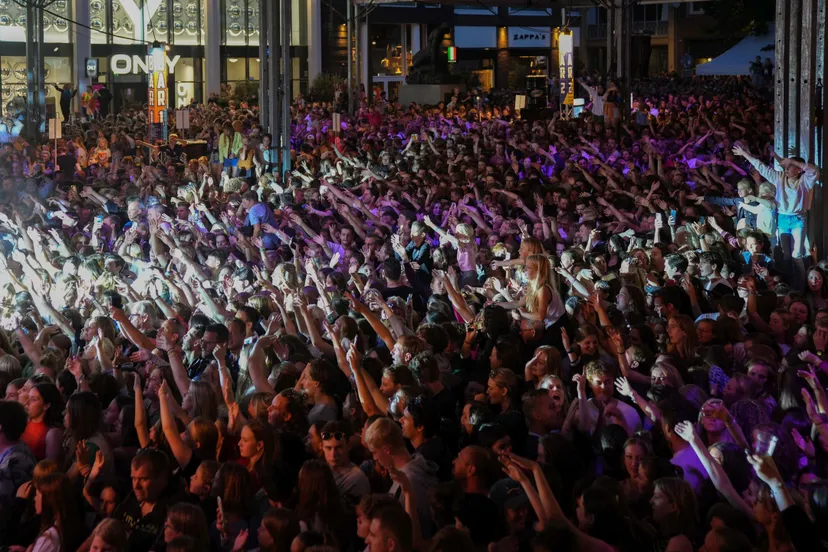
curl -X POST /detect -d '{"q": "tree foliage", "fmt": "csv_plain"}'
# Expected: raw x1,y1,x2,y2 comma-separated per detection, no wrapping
704,0,776,36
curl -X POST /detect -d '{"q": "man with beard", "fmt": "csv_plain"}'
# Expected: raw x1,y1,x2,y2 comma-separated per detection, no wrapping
267,388,309,435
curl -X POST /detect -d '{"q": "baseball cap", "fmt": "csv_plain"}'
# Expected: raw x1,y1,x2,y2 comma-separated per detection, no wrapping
489,477,530,511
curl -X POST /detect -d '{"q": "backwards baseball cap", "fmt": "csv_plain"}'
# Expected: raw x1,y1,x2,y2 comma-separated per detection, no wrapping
489,478,530,511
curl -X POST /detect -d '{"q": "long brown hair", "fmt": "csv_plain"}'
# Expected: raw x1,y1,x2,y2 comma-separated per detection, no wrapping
260,507,301,552
294,460,346,532
37,473,83,551
167,503,209,551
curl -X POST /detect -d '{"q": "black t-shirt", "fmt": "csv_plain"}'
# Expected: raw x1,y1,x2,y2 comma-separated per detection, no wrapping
383,284,424,312
56,154,75,174
113,487,187,552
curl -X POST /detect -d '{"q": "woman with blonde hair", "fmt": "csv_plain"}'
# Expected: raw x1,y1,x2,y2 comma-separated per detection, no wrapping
0,355,22,379
499,254,565,329
182,380,219,421
649,358,685,389
89,519,128,552
423,216,479,287
525,345,562,388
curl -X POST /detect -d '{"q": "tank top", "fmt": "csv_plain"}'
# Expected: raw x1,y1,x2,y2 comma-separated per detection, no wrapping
22,419,49,460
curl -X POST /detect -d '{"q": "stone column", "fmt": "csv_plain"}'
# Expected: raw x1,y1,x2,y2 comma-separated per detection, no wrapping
73,0,91,115
496,27,509,89
205,0,221,98
411,24,422,55
307,0,322,84
359,18,370,101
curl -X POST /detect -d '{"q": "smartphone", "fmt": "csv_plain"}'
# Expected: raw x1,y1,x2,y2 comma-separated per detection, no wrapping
95,215,104,225
244,335,257,346
670,209,677,219
699,216,706,224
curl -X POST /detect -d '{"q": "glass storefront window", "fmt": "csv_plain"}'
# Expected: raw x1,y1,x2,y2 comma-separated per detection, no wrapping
1,56,27,117
44,0,71,43
173,0,201,45
225,0,246,45
370,24,403,77
89,0,108,44
226,57,246,80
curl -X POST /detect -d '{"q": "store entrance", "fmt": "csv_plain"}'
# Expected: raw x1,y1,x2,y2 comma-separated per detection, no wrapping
112,83,148,113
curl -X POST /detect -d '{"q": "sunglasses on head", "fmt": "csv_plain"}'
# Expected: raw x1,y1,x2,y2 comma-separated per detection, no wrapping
321,431,347,441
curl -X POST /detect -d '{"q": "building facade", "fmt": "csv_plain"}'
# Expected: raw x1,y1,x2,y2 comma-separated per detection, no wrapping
0,0,315,117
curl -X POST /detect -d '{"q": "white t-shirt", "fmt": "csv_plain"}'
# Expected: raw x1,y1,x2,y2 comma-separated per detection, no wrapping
585,398,642,435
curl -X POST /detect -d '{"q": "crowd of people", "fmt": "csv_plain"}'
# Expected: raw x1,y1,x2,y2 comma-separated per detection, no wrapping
0,73,826,552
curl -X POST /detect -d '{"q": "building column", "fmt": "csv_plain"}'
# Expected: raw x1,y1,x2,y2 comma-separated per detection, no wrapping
205,0,221,98
666,6,678,74
411,24,423,54
496,27,509,89
775,0,827,257
401,24,408,77
259,0,270,128
72,0,91,116
579,10,590,72
307,0,322,84
359,19,370,101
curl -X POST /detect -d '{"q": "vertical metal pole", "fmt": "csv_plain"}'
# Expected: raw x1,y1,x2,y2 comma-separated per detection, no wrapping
281,0,292,173
269,0,281,147
25,0,42,140
605,2,614,76
259,0,269,128
354,4,361,104
347,0,353,114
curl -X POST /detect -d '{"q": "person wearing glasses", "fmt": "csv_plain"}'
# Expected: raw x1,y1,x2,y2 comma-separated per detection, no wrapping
320,420,370,505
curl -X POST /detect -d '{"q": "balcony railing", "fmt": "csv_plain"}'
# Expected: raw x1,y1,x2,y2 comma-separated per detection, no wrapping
587,20,667,40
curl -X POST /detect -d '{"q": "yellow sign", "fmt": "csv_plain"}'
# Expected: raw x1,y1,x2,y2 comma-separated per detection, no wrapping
148,46,168,139
558,30,574,106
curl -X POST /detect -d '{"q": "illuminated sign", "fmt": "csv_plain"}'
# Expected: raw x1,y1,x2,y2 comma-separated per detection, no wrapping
110,54,180,75
86,58,98,78
447,46,456,63
508,27,550,48
558,30,574,106
148,46,168,141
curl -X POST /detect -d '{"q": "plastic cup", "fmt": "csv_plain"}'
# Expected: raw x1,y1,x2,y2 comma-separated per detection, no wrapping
752,431,778,457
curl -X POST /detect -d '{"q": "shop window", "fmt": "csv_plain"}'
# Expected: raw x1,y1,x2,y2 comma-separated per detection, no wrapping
174,0,202,45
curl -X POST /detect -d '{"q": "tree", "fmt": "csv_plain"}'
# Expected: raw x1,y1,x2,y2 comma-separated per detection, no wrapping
704,0,776,37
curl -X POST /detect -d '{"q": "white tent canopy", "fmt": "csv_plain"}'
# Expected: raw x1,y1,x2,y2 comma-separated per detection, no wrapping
695,26,774,76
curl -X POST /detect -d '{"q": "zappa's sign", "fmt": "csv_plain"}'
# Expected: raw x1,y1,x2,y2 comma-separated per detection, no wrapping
508,27,551,48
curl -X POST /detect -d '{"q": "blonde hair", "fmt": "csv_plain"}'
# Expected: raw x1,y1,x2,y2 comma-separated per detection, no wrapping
365,417,406,453
524,255,555,313
0,355,22,379
91,519,128,552
454,223,474,243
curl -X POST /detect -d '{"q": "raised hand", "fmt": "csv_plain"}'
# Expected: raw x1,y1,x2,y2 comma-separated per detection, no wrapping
232,529,249,552
798,351,822,368
614,376,634,399
89,449,106,481
561,327,571,351
791,428,816,458
674,421,697,443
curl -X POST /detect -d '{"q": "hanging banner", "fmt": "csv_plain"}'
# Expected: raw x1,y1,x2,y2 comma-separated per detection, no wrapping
558,30,574,106
147,45,169,142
